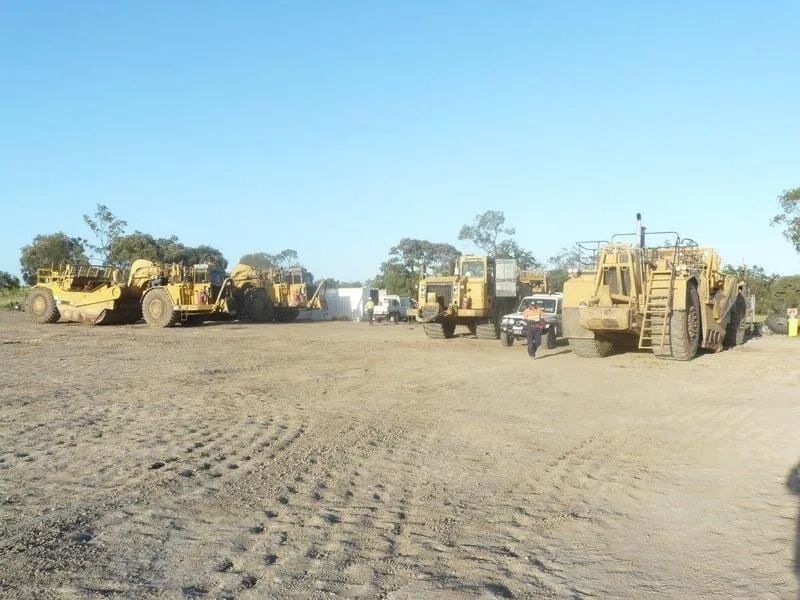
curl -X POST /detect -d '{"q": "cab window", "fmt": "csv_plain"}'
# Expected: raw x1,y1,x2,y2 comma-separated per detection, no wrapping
461,260,484,278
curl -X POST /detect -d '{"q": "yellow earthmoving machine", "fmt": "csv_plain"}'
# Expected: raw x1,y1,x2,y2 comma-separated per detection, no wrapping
412,255,522,339
519,270,548,295
25,264,142,325
267,267,327,321
562,214,749,360
228,263,274,322
128,259,237,327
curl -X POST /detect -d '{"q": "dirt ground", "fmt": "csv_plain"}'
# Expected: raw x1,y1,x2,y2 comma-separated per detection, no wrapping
0,311,798,599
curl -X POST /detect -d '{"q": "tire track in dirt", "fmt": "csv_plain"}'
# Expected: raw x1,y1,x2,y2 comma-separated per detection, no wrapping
470,431,666,597
194,415,413,598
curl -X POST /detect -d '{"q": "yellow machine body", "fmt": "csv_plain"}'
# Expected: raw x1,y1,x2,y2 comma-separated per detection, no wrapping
229,264,326,322
25,264,141,325
563,237,748,360
131,260,236,327
412,255,521,339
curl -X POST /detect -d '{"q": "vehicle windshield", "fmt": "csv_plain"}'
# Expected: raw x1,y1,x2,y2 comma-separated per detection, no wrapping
519,297,557,313
461,260,484,278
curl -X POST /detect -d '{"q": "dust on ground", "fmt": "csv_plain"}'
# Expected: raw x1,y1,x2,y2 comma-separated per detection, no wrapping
1,311,798,599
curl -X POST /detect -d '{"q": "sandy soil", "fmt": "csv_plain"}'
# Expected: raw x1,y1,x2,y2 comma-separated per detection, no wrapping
0,311,798,599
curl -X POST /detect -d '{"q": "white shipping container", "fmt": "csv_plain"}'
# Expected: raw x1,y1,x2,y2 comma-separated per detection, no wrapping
323,287,374,321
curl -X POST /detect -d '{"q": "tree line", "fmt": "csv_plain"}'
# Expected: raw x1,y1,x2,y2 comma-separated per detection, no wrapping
4,192,800,312
370,198,800,313
9,205,307,286
371,210,573,296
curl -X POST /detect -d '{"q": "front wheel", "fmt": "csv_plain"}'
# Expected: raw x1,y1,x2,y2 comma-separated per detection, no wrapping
544,328,557,349
25,288,60,324
569,337,615,358
500,331,514,347
142,288,178,328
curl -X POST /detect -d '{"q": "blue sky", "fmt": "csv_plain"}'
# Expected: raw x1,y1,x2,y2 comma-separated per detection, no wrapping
1,1,799,281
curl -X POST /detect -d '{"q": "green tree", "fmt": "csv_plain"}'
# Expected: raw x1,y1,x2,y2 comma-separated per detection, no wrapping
83,204,127,263
272,249,299,269
191,245,228,269
496,239,539,268
19,232,88,284
239,249,299,270
373,239,461,296
108,232,162,269
547,246,582,292
373,260,416,295
239,252,275,270
0,271,20,289
721,264,779,309
328,279,364,288
154,236,189,263
770,276,800,312
458,210,515,256
771,187,800,252
458,210,537,266
389,239,460,276
109,234,228,269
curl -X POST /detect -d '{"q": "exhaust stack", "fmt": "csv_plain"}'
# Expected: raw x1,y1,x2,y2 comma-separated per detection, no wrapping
635,213,646,248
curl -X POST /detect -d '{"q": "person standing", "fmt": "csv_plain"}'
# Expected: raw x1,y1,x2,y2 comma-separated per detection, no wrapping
365,298,375,325
522,301,545,358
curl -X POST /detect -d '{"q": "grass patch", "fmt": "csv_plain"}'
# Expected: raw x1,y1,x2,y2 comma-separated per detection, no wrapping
1,287,29,309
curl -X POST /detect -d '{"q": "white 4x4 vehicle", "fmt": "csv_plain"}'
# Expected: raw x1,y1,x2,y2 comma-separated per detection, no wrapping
373,295,411,322
499,293,562,349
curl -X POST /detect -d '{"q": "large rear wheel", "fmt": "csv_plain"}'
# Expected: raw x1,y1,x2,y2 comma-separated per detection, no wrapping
654,284,701,361
569,336,615,358
723,294,746,347
25,288,60,324
244,287,274,322
142,288,178,328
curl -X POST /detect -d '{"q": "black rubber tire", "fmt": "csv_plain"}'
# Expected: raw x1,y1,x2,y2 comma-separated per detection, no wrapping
723,294,747,347
475,322,499,340
467,323,477,336
423,322,455,339
569,337,615,358
655,284,701,361
765,314,788,335
544,328,557,350
500,332,514,347
25,287,60,324
244,287,273,322
142,288,178,328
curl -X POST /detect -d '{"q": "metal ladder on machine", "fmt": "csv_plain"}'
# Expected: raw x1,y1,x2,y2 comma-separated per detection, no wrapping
638,267,676,350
